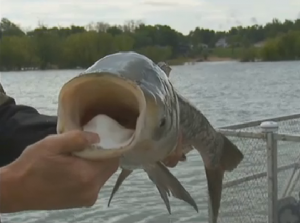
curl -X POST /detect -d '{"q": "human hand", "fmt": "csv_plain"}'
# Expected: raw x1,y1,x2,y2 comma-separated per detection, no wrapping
0,130,119,213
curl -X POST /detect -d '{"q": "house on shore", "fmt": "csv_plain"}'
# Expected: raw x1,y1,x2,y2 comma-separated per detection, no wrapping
215,37,228,48
253,41,266,48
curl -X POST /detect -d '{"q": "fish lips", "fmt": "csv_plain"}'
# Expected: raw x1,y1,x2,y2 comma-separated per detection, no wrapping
56,72,147,160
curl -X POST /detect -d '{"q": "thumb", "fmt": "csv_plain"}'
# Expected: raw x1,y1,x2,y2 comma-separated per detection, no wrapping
44,130,100,154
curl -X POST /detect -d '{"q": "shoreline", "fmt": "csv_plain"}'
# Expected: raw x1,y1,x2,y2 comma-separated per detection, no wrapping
167,56,236,66
204,56,237,62
1,57,299,72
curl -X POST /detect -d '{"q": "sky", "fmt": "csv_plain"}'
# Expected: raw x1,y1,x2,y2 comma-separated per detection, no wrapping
0,0,300,34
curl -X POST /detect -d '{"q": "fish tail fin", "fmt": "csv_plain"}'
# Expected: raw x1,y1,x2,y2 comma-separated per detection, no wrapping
107,169,133,207
205,134,243,223
205,166,224,223
220,133,244,171
144,162,198,213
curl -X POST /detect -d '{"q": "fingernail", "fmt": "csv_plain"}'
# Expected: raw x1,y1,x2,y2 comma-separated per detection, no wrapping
83,131,100,144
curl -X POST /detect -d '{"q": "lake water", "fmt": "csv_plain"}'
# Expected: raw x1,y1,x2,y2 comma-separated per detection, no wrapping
1,61,300,223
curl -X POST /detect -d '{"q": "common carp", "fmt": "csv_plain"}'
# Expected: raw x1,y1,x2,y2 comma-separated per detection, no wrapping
106,59,244,223
56,52,198,212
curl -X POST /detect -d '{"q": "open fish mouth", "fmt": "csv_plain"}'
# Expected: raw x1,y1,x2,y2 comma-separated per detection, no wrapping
57,73,147,160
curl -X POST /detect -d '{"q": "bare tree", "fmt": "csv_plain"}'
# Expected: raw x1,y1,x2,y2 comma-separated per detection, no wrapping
95,22,110,32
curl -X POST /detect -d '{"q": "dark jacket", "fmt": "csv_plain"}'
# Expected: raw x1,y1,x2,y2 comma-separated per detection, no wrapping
0,83,57,167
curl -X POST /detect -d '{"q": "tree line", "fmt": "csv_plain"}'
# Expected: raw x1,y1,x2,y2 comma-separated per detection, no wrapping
0,17,300,71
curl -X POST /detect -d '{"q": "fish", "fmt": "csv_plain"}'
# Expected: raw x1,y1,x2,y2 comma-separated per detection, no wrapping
107,61,244,223
56,51,199,212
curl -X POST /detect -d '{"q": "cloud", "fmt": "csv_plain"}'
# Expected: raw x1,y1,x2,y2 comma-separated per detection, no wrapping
142,0,204,7
0,0,299,34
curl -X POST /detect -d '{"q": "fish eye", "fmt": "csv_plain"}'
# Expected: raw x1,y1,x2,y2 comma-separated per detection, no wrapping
159,117,166,127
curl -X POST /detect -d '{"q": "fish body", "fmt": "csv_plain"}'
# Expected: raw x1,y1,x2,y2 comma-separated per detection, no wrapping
56,52,199,211
160,62,244,222
109,61,244,222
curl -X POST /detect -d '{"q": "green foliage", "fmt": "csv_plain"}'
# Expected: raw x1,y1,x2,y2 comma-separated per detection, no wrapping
211,47,247,59
0,36,39,70
0,17,300,70
260,30,300,61
137,46,173,63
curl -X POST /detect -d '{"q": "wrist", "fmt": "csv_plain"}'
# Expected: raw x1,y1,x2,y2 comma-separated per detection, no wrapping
0,163,29,213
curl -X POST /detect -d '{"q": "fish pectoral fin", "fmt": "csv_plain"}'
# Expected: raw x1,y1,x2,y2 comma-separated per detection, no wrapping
108,168,133,207
155,185,171,214
144,162,198,213
205,166,224,223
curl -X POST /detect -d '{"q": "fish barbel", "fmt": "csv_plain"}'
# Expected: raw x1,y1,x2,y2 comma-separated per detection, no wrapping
56,52,199,211
108,61,244,223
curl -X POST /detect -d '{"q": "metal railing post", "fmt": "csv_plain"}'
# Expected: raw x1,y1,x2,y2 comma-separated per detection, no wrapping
260,121,279,223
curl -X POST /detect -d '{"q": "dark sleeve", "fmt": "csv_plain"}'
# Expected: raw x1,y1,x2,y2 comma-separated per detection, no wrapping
0,96,57,167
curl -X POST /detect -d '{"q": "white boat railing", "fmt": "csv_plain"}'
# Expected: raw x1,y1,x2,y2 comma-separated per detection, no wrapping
208,113,300,223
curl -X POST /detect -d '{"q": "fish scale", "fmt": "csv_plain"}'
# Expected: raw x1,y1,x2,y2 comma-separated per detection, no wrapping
177,93,223,167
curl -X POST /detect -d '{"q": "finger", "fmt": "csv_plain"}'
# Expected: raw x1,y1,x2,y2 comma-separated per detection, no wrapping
40,130,100,154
